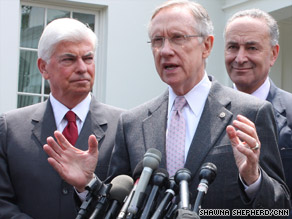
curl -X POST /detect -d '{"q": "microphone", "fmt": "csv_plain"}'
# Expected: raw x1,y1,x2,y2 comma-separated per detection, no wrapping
76,174,111,219
127,148,162,215
174,168,192,210
117,161,143,219
104,175,134,219
151,176,178,219
140,168,169,219
193,162,217,213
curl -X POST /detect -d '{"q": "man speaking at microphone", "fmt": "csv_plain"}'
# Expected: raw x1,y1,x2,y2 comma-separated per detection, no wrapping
44,0,291,215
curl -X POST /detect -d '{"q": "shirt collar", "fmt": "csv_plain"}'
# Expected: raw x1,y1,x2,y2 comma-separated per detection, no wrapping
50,93,92,127
168,72,211,116
233,77,270,100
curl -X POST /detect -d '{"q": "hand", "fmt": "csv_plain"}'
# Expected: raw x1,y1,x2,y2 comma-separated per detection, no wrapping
43,131,99,192
226,115,260,185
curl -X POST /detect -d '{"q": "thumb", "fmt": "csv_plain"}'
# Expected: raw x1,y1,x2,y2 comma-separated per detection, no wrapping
88,135,99,156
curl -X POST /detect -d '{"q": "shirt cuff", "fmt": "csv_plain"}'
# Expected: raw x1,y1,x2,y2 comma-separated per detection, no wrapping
239,170,262,199
75,173,97,202
75,188,88,202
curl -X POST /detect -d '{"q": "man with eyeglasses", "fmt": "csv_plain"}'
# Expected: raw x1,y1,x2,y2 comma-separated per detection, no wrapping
44,0,290,213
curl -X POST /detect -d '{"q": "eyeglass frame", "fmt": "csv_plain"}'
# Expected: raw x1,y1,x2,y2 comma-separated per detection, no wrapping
147,34,203,49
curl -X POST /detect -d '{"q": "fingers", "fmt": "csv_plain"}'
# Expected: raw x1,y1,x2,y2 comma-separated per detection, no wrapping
226,125,256,158
44,136,63,158
227,117,260,185
226,125,239,145
234,115,259,142
54,131,71,150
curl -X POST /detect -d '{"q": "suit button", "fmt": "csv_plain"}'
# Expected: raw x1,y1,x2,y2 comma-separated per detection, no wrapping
62,188,69,195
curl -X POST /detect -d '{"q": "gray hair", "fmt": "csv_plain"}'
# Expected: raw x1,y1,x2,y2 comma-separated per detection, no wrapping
38,18,97,62
148,0,214,38
224,9,279,46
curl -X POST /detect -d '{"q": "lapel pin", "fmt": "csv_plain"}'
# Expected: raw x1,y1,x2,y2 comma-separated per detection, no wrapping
219,112,225,118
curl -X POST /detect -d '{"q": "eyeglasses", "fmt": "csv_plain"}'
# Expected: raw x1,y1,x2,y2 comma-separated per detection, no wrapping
148,34,202,49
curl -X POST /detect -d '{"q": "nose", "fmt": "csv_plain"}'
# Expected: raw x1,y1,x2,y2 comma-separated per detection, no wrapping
75,58,87,74
159,38,175,56
235,47,248,64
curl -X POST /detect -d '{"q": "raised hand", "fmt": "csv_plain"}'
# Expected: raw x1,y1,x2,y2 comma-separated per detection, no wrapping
43,131,99,192
226,115,260,185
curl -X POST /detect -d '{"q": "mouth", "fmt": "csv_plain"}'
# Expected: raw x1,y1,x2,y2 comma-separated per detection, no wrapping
163,63,179,71
71,78,91,83
232,66,253,72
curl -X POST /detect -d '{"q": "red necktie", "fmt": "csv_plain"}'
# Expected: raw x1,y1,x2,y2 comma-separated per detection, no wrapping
62,111,78,145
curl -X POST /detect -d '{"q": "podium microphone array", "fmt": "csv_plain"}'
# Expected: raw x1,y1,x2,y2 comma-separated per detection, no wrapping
76,148,217,219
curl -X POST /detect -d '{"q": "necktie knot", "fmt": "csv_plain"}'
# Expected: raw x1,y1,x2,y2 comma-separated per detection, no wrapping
173,96,187,112
65,111,76,122
63,111,78,145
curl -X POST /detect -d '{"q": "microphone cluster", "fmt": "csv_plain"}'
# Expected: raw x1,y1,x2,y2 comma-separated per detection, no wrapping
76,148,217,219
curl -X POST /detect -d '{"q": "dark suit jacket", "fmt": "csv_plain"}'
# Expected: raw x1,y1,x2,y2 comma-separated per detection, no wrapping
267,80,292,201
108,77,291,217
0,96,123,219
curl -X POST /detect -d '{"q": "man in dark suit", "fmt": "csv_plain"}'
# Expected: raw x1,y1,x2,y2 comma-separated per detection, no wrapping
0,18,123,219
43,0,291,216
224,8,292,205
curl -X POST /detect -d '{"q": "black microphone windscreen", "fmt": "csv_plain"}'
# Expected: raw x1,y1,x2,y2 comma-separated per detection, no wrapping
199,162,217,184
110,175,134,203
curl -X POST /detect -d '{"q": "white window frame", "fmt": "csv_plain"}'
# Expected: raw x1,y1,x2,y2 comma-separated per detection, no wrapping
18,0,108,107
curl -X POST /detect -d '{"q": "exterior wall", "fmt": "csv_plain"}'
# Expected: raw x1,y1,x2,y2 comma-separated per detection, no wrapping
0,0,291,113
0,0,20,113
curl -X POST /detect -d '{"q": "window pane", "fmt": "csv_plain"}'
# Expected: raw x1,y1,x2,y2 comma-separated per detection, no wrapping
18,50,41,94
73,12,95,31
17,95,41,108
47,9,70,24
20,6,45,48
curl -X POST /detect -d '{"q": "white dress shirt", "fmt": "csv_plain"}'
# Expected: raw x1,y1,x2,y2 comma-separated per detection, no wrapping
167,73,211,160
50,93,91,133
233,77,270,101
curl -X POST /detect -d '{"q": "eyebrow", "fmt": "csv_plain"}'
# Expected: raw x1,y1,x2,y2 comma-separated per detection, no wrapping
59,51,94,58
226,41,259,46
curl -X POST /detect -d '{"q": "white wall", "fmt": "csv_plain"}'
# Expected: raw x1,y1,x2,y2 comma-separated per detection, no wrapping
0,0,20,113
279,20,292,93
0,0,291,114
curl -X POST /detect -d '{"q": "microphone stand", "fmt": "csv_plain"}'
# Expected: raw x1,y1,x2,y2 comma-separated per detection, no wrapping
89,183,112,219
76,177,111,219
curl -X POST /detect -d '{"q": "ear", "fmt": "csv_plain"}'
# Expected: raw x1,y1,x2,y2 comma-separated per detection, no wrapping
270,44,279,67
37,58,49,80
202,35,214,59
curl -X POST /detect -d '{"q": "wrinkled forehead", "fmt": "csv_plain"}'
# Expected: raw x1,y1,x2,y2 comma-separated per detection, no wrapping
225,17,270,42
226,16,269,36
149,6,196,36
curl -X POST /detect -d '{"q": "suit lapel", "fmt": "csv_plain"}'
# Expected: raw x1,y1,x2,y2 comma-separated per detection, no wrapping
76,98,105,150
32,100,57,147
142,91,169,168
185,80,233,176
267,80,287,130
